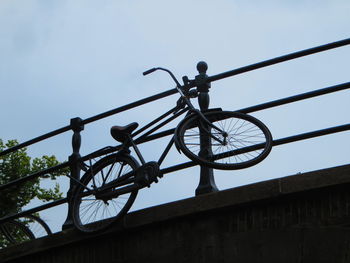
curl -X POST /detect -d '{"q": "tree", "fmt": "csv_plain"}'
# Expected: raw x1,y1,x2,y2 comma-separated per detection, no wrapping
0,139,69,248
0,138,69,219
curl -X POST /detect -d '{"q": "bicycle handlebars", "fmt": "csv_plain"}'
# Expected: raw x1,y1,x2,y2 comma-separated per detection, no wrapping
143,67,182,88
142,68,157,76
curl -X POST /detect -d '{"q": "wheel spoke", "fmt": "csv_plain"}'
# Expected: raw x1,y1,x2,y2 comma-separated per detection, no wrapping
178,111,272,170
72,155,139,232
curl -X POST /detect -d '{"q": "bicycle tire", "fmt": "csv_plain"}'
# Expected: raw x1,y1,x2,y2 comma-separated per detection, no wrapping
175,110,272,170
72,153,139,233
0,226,11,248
1,220,35,246
16,214,52,238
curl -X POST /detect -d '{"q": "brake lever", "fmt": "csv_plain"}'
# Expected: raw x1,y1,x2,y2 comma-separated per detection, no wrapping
173,97,187,115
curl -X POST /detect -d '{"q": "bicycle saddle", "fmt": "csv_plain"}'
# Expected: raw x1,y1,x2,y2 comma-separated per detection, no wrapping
110,122,139,142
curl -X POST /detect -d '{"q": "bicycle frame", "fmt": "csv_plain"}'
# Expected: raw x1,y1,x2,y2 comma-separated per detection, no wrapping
130,105,190,166
78,104,271,199
75,67,231,197
128,90,228,166
143,67,227,140
71,66,274,233
82,94,227,199
74,102,191,197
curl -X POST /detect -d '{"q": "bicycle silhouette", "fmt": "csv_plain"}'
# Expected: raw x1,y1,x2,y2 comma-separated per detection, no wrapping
0,214,52,248
71,66,273,233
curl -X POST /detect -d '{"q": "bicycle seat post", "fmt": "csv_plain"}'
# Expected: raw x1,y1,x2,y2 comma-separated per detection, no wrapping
194,61,219,196
127,135,146,165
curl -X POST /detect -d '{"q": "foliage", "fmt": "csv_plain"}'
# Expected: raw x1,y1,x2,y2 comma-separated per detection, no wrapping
0,139,69,217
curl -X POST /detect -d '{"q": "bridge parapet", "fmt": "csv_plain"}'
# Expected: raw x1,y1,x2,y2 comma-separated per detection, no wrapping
2,164,350,262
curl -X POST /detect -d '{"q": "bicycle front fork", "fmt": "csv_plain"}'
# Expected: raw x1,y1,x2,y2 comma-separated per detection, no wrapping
195,111,228,145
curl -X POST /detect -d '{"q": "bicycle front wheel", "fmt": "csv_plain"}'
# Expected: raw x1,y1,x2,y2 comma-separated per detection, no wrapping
72,154,139,233
175,111,272,170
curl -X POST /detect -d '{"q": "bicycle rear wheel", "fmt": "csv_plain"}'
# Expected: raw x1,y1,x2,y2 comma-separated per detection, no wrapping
72,154,139,233
16,214,52,238
175,111,272,170
1,220,35,246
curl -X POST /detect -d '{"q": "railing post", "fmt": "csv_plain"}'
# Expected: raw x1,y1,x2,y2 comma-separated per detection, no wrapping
62,117,84,230
195,61,219,196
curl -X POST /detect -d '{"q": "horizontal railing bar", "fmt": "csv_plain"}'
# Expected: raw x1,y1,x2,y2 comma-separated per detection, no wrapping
0,125,71,157
2,123,349,223
2,80,347,159
161,123,350,174
134,108,188,144
0,129,176,192
0,198,67,224
83,88,178,125
1,81,349,192
0,138,165,192
0,146,123,193
161,160,196,174
3,118,348,194
273,123,350,146
0,162,70,192
238,82,350,114
211,124,350,161
130,82,350,144
131,105,179,138
0,38,348,224
2,38,348,158
0,89,178,158
207,38,350,83
80,146,120,161
134,128,176,144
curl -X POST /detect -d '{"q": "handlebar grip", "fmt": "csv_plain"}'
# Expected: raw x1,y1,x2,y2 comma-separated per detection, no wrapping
143,68,157,76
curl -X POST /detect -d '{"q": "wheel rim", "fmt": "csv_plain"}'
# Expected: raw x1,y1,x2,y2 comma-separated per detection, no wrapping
74,156,138,232
178,111,272,170
14,215,51,239
2,221,34,245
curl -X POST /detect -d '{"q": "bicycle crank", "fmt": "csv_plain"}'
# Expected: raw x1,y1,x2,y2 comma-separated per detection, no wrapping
135,161,161,188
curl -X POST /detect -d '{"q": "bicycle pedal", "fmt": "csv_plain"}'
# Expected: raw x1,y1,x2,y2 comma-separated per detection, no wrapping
135,161,161,187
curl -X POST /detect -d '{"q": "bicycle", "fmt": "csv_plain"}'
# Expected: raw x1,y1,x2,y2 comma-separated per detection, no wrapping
71,65,273,233
0,214,52,248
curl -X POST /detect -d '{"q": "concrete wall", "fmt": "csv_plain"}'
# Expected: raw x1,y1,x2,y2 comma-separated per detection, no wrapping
2,164,350,262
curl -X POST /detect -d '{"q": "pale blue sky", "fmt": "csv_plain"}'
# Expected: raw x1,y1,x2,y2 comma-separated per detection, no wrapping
1,1,349,232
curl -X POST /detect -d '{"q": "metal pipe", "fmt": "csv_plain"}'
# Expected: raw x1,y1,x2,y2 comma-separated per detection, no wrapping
134,128,175,144
272,123,350,146
207,38,350,83
160,123,350,175
132,105,180,137
0,198,67,224
0,38,349,222
0,88,178,157
1,38,348,157
238,82,350,114
1,82,349,192
0,125,71,157
0,162,70,192
1,123,349,222
134,108,188,143
83,88,177,125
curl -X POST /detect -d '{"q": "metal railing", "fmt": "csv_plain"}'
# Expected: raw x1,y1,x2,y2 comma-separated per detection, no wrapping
0,37,349,229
